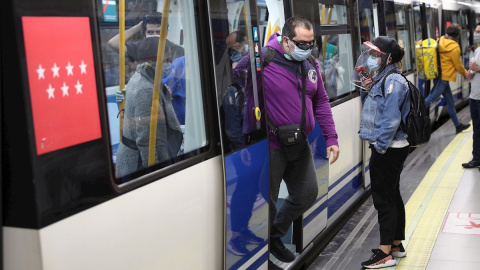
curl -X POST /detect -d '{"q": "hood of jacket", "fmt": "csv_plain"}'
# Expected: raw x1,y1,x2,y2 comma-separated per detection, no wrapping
267,33,288,58
439,36,459,53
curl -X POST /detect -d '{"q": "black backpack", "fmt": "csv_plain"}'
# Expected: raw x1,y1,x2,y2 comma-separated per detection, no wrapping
382,70,431,147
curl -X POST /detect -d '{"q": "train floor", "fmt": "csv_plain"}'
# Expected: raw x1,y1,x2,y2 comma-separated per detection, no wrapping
308,106,480,270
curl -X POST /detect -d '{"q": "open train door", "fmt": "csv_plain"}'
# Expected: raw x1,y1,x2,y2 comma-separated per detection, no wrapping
0,7,3,269
209,0,270,269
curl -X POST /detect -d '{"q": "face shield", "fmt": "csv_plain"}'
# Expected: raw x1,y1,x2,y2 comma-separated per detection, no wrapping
351,41,390,91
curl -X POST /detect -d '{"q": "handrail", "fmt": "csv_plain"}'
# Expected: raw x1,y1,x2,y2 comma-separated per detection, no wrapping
118,0,126,141
148,0,171,166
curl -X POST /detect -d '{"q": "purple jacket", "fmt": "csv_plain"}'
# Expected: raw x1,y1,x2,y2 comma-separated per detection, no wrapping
234,33,338,150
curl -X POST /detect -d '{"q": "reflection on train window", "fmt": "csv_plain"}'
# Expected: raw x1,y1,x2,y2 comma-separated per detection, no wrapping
319,4,348,25
320,34,354,100
95,0,208,183
386,3,414,73
358,0,375,43
211,0,266,155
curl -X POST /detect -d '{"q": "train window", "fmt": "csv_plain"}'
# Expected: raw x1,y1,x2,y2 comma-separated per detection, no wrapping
95,0,208,183
358,0,374,43
210,0,268,155
319,3,348,25
385,3,414,74
321,34,355,100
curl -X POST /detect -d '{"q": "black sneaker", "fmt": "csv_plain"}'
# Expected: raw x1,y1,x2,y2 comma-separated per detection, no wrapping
361,249,396,269
462,160,480,168
268,260,284,270
241,230,264,245
270,238,295,262
227,237,249,256
456,123,470,134
391,243,407,258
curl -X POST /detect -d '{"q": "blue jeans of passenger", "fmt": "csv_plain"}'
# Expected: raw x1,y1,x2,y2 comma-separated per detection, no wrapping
425,79,460,127
470,99,480,161
269,145,318,240
369,145,410,245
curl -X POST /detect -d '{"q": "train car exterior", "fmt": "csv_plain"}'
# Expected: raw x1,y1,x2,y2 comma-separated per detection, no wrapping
1,0,476,269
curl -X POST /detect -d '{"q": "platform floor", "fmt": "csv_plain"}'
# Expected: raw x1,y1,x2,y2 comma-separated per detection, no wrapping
308,107,480,270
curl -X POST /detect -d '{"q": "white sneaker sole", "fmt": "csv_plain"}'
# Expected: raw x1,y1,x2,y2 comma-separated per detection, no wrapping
363,259,396,269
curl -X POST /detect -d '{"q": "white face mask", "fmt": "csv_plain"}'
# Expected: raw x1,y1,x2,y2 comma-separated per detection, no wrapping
367,56,379,71
474,33,480,44
146,35,160,38
288,41,312,61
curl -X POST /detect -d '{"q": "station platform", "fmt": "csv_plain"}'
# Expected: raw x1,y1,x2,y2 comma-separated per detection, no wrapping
309,107,480,270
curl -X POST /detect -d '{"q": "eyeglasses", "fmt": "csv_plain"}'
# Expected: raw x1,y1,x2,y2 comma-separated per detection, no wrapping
288,37,315,50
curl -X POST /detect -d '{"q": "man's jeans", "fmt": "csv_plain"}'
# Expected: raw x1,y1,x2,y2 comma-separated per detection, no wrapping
425,79,460,127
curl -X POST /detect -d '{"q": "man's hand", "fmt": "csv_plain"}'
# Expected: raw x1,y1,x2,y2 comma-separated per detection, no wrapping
327,145,340,165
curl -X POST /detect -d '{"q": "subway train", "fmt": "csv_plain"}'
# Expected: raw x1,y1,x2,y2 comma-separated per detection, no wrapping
1,0,478,269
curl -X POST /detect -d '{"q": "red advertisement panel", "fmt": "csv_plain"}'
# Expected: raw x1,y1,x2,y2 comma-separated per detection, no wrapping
22,17,102,155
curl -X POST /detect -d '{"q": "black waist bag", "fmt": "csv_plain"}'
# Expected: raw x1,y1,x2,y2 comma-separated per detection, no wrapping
278,124,308,161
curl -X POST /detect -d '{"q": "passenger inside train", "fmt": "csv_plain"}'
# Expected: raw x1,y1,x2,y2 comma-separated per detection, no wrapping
115,37,183,179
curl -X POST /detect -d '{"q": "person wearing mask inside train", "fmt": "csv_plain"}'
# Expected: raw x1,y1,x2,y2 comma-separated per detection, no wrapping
110,12,184,104
225,30,247,68
463,23,480,169
356,36,410,268
108,12,184,64
115,37,182,179
424,23,470,134
233,16,339,267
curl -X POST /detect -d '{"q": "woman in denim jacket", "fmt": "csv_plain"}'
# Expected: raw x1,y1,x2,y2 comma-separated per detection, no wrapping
357,36,410,269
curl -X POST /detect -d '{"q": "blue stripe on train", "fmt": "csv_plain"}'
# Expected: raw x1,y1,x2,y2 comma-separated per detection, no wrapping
303,162,363,226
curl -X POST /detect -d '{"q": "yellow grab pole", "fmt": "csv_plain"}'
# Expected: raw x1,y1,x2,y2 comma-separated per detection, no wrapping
118,0,126,141
243,4,249,40
148,0,171,166
266,21,272,42
322,6,333,61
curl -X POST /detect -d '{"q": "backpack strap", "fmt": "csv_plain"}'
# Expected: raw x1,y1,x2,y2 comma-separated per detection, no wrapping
436,37,442,78
307,55,316,67
381,69,401,96
263,47,277,67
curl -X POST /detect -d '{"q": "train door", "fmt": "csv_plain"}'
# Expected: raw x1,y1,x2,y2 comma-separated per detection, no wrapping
208,0,270,269
0,9,3,268
358,0,376,189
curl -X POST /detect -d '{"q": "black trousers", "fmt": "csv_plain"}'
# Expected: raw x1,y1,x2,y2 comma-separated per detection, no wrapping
269,145,318,239
369,145,410,245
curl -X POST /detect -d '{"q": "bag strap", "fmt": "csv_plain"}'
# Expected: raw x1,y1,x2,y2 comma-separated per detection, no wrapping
381,69,400,96
263,47,277,67
381,70,411,132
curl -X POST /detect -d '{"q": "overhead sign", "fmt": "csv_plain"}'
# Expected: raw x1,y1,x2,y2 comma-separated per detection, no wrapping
22,17,102,155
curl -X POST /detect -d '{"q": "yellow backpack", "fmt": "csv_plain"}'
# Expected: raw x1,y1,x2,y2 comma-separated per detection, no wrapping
417,38,440,80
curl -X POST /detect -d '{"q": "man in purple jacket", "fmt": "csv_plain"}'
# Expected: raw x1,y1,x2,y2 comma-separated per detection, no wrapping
234,16,340,264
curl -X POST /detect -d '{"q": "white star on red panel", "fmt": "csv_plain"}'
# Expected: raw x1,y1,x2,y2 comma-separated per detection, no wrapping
36,64,45,79
79,60,87,74
66,62,74,76
46,84,55,99
75,80,83,94
51,63,60,77
61,82,69,97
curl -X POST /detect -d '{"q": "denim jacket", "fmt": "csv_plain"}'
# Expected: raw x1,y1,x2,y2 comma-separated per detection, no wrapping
359,64,410,154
